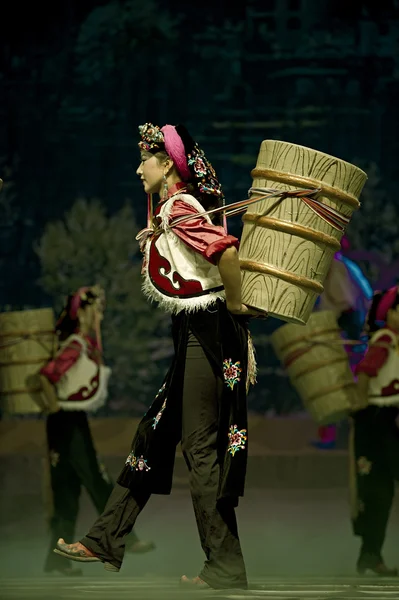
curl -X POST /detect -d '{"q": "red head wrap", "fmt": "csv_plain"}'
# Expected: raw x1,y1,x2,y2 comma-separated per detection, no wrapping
376,286,399,322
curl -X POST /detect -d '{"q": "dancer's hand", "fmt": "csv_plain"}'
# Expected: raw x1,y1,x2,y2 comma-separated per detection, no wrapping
227,302,267,318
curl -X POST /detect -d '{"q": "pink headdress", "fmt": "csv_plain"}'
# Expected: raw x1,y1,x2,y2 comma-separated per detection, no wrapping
161,124,192,181
57,285,104,325
137,122,191,181
340,235,350,252
69,287,90,320
376,286,399,322
137,122,224,199
138,121,226,229
56,285,105,351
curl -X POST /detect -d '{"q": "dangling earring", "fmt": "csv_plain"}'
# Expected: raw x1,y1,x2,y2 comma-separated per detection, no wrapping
162,174,168,200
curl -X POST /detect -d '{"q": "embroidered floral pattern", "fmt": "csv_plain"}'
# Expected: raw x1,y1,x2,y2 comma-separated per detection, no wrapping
187,144,224,200
190,156,207,177
136,456,151,472
357,456,372,476
153,398,167,430
223,358,242,390
125,452,151,472
138,122,224,202
228,425,247,456
138,123,164,152
155,382,166,400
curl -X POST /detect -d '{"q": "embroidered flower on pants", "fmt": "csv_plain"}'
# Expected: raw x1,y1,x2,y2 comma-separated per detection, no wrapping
228,425,247,457
144,382,166,418
136,456,151,472
223,358,242,390
125,452,151,472
155,382,166,400
357,456,372,476
153,398,167,430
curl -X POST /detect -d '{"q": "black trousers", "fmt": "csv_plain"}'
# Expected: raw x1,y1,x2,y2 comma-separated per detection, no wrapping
44,411,138,571
81,332,247,589
352,405,399,563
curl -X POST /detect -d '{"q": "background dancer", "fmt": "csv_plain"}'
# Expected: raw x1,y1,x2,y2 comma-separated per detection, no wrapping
41,286,154,575
351,286,399,576
313,238,372,449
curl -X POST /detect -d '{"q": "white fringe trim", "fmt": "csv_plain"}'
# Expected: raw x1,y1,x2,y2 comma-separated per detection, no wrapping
142,275,225,315
246,332,258,392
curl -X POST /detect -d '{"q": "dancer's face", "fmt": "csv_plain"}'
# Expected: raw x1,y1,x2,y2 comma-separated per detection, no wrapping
136,152,165,195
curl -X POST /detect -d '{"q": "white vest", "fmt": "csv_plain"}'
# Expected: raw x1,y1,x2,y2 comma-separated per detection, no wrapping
368,328,399,407
142,193,225,314
55,334,111,412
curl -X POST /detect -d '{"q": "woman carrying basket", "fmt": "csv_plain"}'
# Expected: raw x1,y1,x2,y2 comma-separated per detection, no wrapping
53,123,257,589
41,286,154,576
352,286,399,576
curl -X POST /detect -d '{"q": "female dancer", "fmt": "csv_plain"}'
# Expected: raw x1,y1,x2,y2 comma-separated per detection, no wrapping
41,286,154,575
54,123,257,589
352,286,399,576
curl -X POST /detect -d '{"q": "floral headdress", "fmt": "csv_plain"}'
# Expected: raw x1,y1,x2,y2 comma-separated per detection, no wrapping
138,122,225,203
365,286,399,333
190,146,224,199
138,123,165,153
56,285,105,350
57,285,105,327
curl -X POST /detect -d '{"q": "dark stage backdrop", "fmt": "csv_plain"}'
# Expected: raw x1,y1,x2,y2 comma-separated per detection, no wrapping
1,0,398,415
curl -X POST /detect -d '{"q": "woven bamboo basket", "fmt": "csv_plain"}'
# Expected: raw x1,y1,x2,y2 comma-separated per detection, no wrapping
0,308,56,414
271,310,362,424
239,140,367,324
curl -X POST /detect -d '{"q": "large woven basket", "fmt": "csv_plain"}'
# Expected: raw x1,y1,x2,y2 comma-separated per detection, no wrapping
271,310,363,424
239,140,367,324
0,308,56,414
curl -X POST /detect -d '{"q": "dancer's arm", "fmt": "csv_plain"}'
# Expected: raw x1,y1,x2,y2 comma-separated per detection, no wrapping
217,246,250,315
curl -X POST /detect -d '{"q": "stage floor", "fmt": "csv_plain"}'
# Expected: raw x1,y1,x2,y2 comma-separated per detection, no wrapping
1,489,398,599
2,575,399,600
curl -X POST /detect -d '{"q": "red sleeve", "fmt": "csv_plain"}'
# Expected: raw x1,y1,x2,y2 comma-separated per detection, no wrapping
169,200,239,264
40,341,82,384
355,334,391,377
